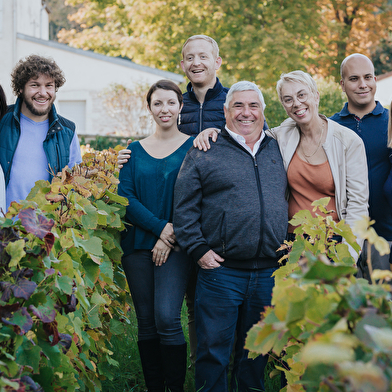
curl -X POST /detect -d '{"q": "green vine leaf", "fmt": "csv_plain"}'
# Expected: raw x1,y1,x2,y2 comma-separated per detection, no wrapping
5,240,26,268
2,307,33,335
15,342,41,373
71,230,104,256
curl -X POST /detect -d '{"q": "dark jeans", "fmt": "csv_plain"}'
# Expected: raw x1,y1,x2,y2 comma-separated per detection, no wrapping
195,265,276,392
122,249,192,345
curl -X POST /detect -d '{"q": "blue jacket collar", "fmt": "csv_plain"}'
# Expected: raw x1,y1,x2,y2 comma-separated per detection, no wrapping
187,77,223,103
337,101,384,117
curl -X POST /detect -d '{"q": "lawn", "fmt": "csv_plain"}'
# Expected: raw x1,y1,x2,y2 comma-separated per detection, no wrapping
102,302,281,392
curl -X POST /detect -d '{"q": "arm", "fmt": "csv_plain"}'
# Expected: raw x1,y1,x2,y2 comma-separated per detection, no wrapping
344,136,369,257
68,132,82,167
173,152,224,266
118,152,174,245
0,165,5,212
193,128,219,151
197,250,224,269
117,139,132,169
151,239,172,266
384,154,392,209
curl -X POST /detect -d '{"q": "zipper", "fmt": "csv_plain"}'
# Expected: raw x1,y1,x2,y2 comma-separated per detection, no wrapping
198,103,203,134
253,155,263,257
6,114,21,184
224,133,268,258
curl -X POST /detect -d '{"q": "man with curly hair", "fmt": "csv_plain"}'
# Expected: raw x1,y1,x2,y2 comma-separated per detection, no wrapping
0,55,82,210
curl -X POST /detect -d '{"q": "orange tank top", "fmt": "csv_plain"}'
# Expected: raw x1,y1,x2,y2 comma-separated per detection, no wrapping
287,151,339,233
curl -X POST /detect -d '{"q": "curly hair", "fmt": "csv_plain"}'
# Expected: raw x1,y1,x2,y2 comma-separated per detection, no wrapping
11,55,66,96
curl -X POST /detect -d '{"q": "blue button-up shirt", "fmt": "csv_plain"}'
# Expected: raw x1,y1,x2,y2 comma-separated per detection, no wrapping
330,102,392,240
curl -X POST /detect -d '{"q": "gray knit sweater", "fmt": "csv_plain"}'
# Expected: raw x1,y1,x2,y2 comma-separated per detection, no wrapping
173,129,288,269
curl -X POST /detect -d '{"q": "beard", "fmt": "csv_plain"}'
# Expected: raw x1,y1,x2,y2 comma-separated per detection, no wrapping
21,92,54,118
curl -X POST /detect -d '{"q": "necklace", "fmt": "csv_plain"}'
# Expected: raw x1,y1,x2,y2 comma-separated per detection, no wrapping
300,120,325,161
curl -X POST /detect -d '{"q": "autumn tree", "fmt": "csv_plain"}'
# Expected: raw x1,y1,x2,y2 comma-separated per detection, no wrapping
371,34,392,75
58,0,392,85
308,0,392,79
99,83,153,138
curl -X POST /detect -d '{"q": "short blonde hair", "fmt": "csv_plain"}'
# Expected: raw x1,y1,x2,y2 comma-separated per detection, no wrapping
276,70,318,102
182,35,219,58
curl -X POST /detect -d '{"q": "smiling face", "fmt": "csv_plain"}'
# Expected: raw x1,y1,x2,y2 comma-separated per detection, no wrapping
224,90,264,142
180,39,222,89
147,88,182,129
340,55,376,115
20,74,56,121
281,81,320,126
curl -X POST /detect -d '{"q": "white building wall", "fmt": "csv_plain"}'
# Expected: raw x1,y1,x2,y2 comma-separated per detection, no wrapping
375,76,392,107
0,0,183,138
16,0,46,39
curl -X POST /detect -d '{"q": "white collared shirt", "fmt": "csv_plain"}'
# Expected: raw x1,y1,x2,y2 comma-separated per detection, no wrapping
225,126,265,157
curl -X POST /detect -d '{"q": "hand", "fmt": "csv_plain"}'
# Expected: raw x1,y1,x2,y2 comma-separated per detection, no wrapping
159,223,176,248
152,239,171,266
193,128,219,151
197,250,224,269
117,148,131,169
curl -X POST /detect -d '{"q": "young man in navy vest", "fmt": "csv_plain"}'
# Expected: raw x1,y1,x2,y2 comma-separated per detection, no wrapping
0,55,82,210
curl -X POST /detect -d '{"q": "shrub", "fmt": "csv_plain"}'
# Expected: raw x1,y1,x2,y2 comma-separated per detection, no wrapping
246,198,392,392
0,147,132,391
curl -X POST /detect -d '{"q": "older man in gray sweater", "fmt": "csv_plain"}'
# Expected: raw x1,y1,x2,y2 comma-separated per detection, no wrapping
173,81,288,392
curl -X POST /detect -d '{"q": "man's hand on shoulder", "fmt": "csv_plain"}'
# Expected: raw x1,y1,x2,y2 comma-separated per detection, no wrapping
197,250,224,269
193,128,219,151
117,139,132,169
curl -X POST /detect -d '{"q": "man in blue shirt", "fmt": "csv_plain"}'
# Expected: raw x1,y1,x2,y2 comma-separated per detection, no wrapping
0,55,82,210
330,53,391,279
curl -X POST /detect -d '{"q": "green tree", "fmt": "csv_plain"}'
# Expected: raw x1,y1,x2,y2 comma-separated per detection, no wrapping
58,0,392,86
371,34,392,75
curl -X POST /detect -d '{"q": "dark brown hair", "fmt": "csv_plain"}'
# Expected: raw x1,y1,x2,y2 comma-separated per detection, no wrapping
146,80,183,109
0,85,7,121
11,55,66,96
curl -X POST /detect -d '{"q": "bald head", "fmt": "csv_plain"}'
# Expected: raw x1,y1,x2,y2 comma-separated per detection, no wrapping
340,53,374,79
340,53,377,117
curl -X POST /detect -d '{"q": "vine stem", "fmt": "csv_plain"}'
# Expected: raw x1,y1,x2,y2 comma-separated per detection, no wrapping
366,240,375,285
321,377,341,392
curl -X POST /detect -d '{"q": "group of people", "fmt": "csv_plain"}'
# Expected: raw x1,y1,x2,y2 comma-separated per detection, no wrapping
0,34,391,392
117,35,392,392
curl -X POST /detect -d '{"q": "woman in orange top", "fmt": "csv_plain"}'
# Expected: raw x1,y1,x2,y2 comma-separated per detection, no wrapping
268,71,368,258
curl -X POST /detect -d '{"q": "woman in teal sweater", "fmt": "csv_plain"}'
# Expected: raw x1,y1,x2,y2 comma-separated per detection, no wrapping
118,80,193,392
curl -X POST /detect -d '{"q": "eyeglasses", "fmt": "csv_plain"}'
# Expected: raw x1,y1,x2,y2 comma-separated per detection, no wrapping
282,92,309,108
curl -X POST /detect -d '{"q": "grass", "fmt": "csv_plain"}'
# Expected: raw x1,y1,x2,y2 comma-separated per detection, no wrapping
102,302,281,392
